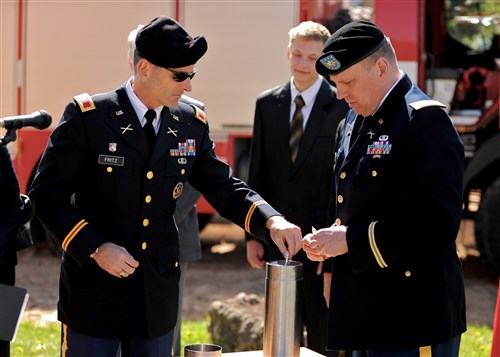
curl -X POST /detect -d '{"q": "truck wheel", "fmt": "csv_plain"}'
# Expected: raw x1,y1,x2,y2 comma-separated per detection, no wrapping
475,176,500,276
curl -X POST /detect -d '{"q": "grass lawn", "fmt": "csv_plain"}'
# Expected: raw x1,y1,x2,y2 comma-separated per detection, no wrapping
9,320,492,356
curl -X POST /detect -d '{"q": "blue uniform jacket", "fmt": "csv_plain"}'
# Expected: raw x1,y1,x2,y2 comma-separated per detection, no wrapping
29,85,279,338
327,74,467,350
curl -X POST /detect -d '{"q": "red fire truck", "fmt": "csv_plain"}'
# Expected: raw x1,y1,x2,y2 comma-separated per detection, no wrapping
1,0,499,273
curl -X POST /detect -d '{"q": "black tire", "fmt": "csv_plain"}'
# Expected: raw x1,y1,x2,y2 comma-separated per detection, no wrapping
475,176,500,276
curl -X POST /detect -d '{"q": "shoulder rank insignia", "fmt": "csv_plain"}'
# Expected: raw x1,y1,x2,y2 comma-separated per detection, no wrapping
409,100,446,110
189,104,206,125
73,93,96,113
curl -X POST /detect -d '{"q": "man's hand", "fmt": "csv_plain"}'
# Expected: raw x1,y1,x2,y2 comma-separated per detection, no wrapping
302,225,348,261
246,239,266,269
266,216,302,260
91,242,139,278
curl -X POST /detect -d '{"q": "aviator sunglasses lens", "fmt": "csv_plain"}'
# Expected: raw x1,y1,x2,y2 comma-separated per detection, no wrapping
169,68,196,82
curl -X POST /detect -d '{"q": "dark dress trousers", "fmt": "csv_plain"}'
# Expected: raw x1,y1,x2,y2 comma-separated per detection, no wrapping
246,78,348,352
327,74,467,350
29,85,280,339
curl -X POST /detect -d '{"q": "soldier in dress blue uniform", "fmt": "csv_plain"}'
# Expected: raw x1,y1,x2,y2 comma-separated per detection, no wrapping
29,16,301,357
302,21,466,357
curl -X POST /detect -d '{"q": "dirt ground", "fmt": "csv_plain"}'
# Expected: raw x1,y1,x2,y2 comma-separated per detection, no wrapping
16,220,499,327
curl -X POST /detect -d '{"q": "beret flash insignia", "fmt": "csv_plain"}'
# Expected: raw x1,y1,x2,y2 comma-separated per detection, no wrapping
320,54,341,71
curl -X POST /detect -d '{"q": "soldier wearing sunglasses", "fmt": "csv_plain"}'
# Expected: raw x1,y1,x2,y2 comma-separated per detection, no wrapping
30,16,302,357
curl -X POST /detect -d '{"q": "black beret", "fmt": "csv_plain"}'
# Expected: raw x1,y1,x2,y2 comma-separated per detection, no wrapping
136,16,208,69
316,20,386,77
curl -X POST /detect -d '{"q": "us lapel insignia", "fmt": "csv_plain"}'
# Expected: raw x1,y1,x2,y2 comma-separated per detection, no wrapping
115,110,124,116
172,114,180,121
109,142,117,152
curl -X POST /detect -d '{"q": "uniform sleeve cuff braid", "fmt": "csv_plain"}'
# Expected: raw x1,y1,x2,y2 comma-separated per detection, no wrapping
368,221,388,268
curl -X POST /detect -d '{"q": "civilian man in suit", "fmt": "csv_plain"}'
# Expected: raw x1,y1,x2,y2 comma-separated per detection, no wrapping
245,21,348,354
128,26,203,356
303,21,466,356
30,16,302,356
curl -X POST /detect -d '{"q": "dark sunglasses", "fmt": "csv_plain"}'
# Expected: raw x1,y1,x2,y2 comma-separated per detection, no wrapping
165,68,197,82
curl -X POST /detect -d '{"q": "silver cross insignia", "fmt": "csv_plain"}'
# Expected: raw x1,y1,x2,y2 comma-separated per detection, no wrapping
167,127,178,137
120,124,134,134
367,130,375,139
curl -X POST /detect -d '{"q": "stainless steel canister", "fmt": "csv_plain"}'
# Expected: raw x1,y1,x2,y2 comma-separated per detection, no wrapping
263,260,303,357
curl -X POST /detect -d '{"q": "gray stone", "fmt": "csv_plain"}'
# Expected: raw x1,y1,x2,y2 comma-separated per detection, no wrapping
208,292,265,352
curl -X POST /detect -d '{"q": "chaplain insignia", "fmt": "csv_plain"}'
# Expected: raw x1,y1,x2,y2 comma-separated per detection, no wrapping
320,54,341,71
173,182,184,199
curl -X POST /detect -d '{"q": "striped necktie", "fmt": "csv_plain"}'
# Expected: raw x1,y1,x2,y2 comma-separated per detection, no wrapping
289,95,305,164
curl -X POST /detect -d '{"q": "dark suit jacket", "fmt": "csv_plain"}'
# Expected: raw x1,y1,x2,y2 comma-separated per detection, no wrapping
246,78,348,269
328,74,466,350
29,84,280,338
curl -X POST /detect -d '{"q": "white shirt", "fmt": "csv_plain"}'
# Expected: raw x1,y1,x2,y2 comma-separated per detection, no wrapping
290,76,323,129
125,77,162,134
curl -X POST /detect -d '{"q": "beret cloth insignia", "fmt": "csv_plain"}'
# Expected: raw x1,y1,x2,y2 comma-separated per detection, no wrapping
136,16,208,69
316,20,387,77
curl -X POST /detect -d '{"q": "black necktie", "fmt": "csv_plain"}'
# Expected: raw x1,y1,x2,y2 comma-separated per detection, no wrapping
144,109,157,153
290,95,305,164
349,115,369,150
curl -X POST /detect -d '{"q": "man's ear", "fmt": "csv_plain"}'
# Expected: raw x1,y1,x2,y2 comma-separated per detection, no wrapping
376,57,389,77
137,59,149,78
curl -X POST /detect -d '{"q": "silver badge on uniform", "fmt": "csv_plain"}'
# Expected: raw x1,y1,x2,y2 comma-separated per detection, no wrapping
109,142,117,152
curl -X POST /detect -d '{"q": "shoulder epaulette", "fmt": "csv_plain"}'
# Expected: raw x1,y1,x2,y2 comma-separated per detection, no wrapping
73,93,96,113
189,104,206,125
409,100,446,110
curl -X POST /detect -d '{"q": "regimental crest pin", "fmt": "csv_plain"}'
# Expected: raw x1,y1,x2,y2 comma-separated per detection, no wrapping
173,182,184,199
109,142,117,152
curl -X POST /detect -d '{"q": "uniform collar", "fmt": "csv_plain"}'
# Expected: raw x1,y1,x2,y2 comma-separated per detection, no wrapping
125,77,162,130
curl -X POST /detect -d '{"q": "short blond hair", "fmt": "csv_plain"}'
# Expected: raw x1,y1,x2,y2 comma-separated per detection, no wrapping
288,21,331,46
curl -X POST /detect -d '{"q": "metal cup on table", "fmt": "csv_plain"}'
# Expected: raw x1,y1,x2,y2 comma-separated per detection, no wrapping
184,343,222,357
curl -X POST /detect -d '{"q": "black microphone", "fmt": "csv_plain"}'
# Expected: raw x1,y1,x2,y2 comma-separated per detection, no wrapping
0,110,52,130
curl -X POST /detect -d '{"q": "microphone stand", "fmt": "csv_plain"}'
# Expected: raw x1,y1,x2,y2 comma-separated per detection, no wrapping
0,129,18,147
